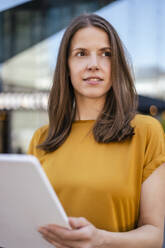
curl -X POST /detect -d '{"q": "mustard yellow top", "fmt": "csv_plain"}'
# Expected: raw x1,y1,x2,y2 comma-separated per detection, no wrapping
28,114,165,232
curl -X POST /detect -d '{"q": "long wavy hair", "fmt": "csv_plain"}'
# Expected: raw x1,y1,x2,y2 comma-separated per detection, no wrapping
38,13,138,152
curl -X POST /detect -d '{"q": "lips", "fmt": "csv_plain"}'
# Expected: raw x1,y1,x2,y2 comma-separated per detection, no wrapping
83,76,103,85
83,76,103,81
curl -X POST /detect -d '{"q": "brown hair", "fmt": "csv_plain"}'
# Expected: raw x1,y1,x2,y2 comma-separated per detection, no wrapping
38,13,138,152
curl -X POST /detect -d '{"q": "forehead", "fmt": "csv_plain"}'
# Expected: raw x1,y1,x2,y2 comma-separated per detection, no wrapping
70,26,110,49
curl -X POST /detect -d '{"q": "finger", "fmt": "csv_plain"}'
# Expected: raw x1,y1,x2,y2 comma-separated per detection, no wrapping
68,217,91,229
44,236,73,248
39,228,75,247
39,228,61,243
43,232,87,248
45,224,91,241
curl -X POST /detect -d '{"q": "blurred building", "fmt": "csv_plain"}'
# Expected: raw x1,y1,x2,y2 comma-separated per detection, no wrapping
0,0,165,153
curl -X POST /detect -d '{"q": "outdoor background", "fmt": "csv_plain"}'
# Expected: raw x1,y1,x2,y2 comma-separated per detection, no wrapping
0,0,165,154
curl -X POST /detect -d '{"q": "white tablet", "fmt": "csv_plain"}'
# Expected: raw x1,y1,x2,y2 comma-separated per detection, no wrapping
0,154,70,248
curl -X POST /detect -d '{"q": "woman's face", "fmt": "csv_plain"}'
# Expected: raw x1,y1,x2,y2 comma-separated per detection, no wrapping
68,26,112,101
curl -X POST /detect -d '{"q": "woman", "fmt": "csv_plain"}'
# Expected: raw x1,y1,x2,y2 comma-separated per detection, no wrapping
28,14,165,247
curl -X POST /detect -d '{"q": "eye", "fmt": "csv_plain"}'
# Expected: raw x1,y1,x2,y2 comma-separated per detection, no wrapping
102,51,112,57
76,51,86,56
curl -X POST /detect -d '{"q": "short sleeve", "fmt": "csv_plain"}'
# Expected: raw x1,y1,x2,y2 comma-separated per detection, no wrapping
27,125,48,158
142,118,165,183
27,130,38,155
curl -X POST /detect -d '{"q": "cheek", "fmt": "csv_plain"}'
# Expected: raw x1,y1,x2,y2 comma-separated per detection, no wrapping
69,61,85,78
68,64,81,88
102,61,111,77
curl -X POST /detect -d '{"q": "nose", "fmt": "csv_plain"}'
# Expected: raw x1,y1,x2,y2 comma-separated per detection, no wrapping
87,54,99,71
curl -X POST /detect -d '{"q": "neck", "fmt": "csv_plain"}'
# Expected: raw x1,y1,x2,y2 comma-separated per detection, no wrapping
74,96,105,121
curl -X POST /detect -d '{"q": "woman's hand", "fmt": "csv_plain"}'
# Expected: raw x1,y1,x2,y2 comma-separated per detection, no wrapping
38,217,105,248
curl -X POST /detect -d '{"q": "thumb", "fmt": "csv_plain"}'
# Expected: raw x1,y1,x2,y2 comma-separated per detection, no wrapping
68,217,90,229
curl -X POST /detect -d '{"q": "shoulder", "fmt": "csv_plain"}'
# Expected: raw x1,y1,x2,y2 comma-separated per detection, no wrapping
29,124,49,148
130,114,165,144
27,125,49,155
33,125,49,141
131,114,164,134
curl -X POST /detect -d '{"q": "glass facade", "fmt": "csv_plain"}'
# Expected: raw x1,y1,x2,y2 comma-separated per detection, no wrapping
0,0,114,62
97,0,165,99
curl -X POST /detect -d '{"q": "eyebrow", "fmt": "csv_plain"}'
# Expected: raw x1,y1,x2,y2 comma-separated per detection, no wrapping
100,47,111,50
71,47,111,51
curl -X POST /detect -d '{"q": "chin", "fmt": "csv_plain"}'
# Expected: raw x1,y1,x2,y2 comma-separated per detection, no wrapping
82,93,106,99
75,88,108,100
83,89,108,98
